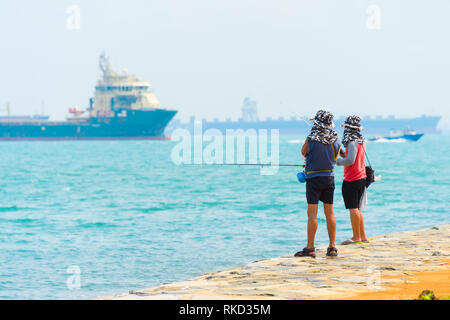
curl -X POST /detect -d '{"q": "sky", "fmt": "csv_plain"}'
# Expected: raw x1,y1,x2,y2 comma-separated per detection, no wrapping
0,0,449,130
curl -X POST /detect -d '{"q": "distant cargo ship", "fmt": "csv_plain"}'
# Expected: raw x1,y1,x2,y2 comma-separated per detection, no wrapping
0,53,177,140
0,115,50,122
166,97,441,136
0,103,50,122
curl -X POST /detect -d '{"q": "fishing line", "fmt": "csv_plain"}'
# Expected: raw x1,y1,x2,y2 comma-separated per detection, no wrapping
187,163,305,167
291,111,312,127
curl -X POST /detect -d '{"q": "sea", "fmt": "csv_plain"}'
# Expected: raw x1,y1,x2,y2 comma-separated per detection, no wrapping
0,134,449,299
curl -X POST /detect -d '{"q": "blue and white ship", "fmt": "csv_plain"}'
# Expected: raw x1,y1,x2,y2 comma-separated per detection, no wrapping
368,129,424,142
0,53,177,140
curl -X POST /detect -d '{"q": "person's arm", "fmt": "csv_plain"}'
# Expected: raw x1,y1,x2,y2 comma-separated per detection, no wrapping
336,141,358,166
301,139,309,157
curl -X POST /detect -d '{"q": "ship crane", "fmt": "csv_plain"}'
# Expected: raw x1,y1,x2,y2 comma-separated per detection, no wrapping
0,102,11,116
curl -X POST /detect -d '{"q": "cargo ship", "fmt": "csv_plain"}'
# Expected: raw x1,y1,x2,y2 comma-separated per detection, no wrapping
0,53,177,140
166,97,441,136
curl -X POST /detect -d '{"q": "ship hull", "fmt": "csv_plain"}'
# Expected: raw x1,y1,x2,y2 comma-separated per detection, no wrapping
0,109,177,141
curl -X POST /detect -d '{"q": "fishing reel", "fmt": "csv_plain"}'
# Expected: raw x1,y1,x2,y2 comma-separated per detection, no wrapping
297,171,306,183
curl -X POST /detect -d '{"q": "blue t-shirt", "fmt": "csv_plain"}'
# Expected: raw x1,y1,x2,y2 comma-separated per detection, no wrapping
305,138,341,179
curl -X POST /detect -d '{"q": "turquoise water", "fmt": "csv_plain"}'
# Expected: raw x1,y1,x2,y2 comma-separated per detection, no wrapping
0,134,449,299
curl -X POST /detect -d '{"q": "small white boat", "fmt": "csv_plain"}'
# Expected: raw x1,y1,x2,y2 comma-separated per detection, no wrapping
368,128,424,142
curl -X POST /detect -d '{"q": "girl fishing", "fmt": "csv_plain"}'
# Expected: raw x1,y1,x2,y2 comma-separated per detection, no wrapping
336,115,369,244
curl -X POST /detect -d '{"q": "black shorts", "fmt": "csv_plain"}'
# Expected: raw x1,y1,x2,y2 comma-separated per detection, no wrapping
306,176,335,204
342,179,366,209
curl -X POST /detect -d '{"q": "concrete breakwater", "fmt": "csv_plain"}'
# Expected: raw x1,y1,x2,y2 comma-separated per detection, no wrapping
101,224,450,300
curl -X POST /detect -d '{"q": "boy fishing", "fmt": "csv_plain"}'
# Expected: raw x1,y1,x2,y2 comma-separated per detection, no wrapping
295,110,341,258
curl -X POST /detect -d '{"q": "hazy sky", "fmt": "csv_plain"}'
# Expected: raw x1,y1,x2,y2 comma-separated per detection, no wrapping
1,0,449,129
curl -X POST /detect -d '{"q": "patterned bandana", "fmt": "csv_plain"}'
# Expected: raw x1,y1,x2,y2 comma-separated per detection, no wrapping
307,110,338,145
342,115,365,147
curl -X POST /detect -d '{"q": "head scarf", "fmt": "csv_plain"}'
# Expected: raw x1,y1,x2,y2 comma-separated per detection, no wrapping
307,109,338,144
342,115,365,147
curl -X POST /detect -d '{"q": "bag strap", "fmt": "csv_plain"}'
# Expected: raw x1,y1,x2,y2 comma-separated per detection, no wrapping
364,144,372,168
335,145,342,162
331,143,341,163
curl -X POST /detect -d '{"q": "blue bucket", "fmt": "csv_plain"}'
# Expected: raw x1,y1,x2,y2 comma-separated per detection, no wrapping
297,172,306,183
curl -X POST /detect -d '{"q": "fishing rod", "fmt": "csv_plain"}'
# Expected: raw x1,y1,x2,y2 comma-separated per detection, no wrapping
189,163,305,167
189,112,310,170
291,111,312,127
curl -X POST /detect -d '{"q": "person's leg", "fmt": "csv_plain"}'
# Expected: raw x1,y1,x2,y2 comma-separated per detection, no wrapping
323,203,336,249
294,203,318,257
357,183,368,241
306,204,319,250
359,210,368,241
349,208,361,241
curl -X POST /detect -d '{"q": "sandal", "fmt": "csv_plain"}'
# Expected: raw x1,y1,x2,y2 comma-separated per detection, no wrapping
326,247,338,257
341,239,363,245
294,247,316,258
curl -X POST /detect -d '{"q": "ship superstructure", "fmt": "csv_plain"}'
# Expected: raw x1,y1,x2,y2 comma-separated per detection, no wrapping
90,53,162,117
